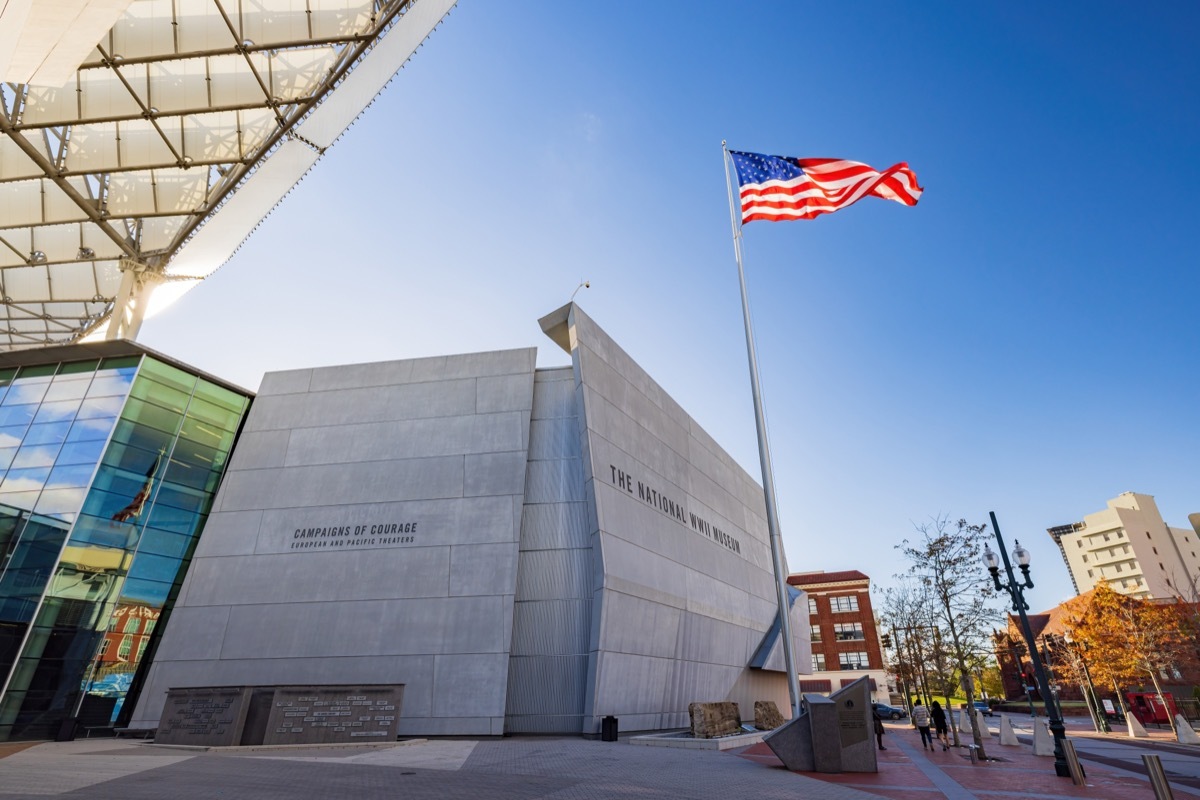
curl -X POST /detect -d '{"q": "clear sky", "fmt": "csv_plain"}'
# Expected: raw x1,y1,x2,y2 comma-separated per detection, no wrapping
139,1,1199,613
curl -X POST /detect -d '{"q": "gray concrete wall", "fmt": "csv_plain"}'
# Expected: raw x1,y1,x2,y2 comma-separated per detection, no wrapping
540,304,803,733
130,349,536,737
503,367,593,733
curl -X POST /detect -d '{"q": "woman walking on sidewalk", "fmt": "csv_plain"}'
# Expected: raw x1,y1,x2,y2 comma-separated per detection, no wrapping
912,701,933,750
930,701,949,751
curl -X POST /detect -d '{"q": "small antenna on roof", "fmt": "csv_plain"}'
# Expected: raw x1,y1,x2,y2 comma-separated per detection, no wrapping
570,279,590,302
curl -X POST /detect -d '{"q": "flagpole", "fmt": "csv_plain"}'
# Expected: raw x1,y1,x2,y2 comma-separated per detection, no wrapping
722,141,802,720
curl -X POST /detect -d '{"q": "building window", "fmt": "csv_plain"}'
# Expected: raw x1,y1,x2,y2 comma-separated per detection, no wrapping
1087,570,1093,578
1082,554,1088,562
123,617,140,634
811,627,822,642
117,635,132,660
1076,540,1082,548
136,638,149,662
808,597,818,615
834,623,865,641
839,651,870,670
812,653,826,672
830,596,859,613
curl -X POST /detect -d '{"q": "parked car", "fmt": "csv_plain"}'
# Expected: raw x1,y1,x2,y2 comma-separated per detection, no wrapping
971,701,995,717
873,702,908,720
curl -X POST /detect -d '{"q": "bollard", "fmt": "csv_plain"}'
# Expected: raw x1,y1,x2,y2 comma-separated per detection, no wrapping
1061,739,1086,786
967,744,979,763
601,715,618,742
1143,754,1175,800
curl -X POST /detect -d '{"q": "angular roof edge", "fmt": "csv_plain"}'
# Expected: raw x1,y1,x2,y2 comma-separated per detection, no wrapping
0,339,253,397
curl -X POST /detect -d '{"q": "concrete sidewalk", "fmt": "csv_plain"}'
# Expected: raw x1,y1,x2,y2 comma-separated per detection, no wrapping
0,736,877,800
2,725,1196,800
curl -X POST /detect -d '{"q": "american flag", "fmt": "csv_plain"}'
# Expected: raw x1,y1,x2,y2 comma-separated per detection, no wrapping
729,151,922,223
112,451,162,523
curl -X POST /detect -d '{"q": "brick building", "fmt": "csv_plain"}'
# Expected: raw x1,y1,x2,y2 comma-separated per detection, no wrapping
788,570,888,704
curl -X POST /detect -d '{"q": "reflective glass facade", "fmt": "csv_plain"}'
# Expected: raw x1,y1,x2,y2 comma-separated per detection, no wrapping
0,351,249,740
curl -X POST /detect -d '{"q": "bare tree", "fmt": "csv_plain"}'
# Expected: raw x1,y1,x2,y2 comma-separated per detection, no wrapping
898,516,1001,757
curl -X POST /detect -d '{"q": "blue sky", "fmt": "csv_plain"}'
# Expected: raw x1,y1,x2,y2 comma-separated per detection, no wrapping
142,1,1200,612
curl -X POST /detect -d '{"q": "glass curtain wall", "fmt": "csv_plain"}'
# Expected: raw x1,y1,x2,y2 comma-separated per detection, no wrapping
0,356,249,740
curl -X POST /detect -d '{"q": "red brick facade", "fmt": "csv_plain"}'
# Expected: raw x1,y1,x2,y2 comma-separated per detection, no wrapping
788,570,885,678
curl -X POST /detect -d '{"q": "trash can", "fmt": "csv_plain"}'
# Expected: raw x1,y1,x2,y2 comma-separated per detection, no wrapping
601,715,618,742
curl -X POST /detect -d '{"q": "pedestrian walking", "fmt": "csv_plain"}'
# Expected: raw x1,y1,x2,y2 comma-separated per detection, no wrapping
930,700,949,750
912,700,933,749
873,707,887,751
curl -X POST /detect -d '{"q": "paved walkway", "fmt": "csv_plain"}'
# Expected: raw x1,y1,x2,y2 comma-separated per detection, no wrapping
1,722,1196,800
736,718,1200,800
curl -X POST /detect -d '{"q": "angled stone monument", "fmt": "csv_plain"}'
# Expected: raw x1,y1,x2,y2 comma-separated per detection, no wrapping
1174,714,1200,745
1032,717,1055,756
763,677,876,773
1127,713,1149,738
998,715,1020,746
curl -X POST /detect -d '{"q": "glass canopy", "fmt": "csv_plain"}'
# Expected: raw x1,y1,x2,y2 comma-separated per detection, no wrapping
0,0,455,349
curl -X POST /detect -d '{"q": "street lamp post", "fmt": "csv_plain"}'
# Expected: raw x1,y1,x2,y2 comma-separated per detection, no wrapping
983,511,1071,779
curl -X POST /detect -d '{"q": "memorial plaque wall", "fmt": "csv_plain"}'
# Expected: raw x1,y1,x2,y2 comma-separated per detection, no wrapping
155,687,253,747
263,685,404,745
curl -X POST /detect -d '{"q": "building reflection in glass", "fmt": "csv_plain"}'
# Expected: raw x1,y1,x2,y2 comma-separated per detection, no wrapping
0,351,249,740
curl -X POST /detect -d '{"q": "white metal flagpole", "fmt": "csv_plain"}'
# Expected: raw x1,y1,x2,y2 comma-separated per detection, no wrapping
721,141,802,719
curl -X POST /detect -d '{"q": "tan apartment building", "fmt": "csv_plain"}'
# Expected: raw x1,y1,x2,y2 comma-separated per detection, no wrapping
1047,492,1200,600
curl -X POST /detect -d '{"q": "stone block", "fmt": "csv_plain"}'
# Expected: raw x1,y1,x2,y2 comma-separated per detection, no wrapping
754,700,784,730
829,677,876,773
688,701,741,739
263,685,403,746
764,704,817,771
155,687,253,747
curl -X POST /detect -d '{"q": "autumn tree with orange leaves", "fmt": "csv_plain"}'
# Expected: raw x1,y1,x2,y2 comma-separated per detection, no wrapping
1061,583,1199,721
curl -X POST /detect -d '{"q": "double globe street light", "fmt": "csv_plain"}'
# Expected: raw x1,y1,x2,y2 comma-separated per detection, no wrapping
983,511,1071,778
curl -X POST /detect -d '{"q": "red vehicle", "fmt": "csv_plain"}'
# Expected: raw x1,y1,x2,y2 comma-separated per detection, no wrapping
1126,692,1178,725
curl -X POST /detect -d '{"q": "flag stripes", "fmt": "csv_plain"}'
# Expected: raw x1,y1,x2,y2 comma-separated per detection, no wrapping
729,151,922,223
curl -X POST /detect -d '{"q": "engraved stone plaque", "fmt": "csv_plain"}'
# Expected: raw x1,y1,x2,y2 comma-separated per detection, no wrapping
263,685,404,745
155,687,253,746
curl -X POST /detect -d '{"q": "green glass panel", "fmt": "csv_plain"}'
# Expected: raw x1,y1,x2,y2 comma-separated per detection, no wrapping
14,365,55,380
98,441,161,477
138,359,196,396
129,377,191,415
99,356,140,371
109,418,174,454
0,368,17,387
182,396,241,433
119,398,183,437
192,379,247,415
56,361,99,376
162,461,221,494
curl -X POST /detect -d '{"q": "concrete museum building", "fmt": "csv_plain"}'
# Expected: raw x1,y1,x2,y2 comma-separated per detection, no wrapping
121,304,809,738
